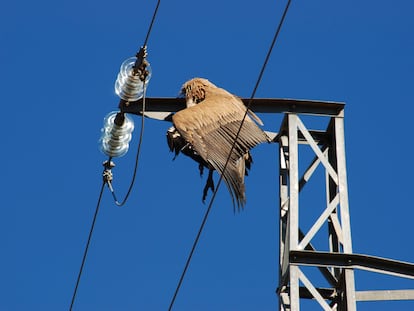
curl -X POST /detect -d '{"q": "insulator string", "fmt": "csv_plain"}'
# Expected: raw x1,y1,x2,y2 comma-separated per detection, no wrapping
110,79,147,207
70,0,161,306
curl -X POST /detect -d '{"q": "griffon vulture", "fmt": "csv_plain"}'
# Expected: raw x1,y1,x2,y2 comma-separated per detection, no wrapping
167,78,269,210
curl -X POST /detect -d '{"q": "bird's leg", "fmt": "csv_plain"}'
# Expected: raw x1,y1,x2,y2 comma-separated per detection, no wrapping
198,163,204,177
202,169,215,203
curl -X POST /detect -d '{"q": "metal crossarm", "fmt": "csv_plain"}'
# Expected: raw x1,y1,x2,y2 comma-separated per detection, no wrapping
120,97,345,118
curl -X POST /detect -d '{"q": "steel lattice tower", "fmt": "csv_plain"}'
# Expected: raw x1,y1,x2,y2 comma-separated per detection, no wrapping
272,101,414,310
277,109,356,310
123,97,414,310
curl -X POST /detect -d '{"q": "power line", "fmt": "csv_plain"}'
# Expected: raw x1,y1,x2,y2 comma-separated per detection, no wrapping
69,0,162,307
247,0,291,101
69,181,106,311
106,0,162,206
143,0,161,47
167,0,292,309
108,0,161,206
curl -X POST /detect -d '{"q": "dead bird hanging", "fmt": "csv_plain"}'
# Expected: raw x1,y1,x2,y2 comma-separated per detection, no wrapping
167,78,270,210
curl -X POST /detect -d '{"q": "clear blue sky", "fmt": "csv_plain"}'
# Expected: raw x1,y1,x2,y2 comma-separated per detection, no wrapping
1,0,414,310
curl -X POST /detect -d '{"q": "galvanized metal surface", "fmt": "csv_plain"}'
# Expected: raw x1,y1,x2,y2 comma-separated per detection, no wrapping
277,109,413,310
278,113,357,311
287,114,300,311
356,290,414,301
126,96,414,309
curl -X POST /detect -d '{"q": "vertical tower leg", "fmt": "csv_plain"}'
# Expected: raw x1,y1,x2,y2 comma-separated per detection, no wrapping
333,117,356,310
279,130,290,310
287,114,300,311
277,112,356,311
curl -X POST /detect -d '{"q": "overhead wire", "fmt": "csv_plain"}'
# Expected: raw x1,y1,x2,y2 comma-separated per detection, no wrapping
69,181,106,311
108,0,160,206
68,1,161,309
167,0,292,310
143,0,161,47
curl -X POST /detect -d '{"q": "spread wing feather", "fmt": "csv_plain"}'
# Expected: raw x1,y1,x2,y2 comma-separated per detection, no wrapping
172,91,268,208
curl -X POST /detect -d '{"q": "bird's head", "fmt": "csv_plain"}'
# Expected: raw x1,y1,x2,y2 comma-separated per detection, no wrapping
180,78,217,108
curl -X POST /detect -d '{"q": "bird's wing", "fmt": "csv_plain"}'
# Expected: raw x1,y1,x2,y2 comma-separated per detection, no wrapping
172,92,268,208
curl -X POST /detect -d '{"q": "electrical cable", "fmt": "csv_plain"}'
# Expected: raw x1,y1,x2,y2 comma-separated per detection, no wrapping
108,0,161,205
107,0,161,205
69,0,161,306
143,0,161,47
69,181,106,311
69,66,147,311
167,1,292,309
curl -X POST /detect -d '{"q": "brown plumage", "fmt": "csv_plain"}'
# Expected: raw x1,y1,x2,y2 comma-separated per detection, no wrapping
167,78,269,209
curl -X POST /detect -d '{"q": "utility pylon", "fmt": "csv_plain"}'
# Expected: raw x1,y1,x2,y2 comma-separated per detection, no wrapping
277,109,356,310
274,103,414,310
123,97,414,310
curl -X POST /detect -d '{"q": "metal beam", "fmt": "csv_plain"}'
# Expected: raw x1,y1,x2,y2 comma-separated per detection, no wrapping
356,290,414,301
290,250,414,279
120,97,345,117
288,114,300,311
298,268,334,310
282,288,414,302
